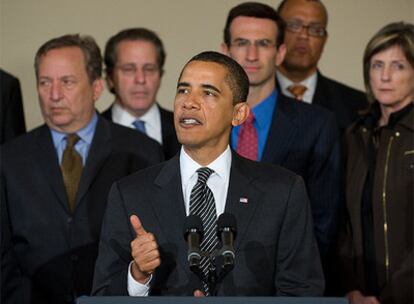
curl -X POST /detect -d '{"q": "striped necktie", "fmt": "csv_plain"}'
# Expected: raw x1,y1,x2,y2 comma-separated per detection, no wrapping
189,167,218,295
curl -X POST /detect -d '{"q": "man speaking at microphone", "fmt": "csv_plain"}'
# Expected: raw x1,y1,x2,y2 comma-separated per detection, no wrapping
92,51,324,296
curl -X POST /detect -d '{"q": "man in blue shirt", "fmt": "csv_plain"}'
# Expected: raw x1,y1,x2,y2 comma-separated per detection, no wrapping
0,34,163,304
221,2,343,287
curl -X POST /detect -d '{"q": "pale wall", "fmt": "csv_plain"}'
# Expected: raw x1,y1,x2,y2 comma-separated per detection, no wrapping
1,0,413,130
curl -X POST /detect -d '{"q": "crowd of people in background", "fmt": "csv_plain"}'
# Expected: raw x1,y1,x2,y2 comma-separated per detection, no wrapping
1,1,413,304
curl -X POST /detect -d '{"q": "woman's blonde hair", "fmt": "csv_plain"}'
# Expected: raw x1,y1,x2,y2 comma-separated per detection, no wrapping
363,22,414,103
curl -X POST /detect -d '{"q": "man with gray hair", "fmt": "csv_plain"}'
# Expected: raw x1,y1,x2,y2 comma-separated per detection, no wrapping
0,34,163,304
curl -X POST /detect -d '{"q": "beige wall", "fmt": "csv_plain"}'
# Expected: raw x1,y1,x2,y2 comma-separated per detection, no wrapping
1,0,413,130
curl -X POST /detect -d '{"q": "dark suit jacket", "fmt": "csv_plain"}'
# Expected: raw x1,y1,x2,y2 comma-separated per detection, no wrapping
277,72,368,134
1,179,22,304
92,152,324,296
0,69,26,144
101,104,180,160
313,72,367,133
258,92,342,259
0,115,164,304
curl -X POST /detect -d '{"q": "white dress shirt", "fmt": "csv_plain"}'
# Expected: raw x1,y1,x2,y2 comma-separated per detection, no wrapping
127,146,232,296
111,102,163,144
276,71,318,104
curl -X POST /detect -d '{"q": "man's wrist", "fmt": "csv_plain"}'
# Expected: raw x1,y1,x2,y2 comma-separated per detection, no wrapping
131,261,151,284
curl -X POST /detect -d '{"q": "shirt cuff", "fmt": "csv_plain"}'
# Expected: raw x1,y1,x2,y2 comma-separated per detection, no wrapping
127,261,152,296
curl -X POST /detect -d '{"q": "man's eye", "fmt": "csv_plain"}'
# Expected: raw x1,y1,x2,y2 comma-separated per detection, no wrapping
309,26,325,36
63,79,75,85
177,88,189,94
39,80,50,86
287,22,302,31
205,91,216,97
257,40,272,48
143,66,158,74
235,40,249,47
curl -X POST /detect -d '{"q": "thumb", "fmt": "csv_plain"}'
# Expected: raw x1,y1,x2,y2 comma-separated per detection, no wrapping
193,289,205,297
130,215,147,237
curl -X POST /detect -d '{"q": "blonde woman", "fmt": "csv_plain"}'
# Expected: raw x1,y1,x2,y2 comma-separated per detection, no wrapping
340,22,414,304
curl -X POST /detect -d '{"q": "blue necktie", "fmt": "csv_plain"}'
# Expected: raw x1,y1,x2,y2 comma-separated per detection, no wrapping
132,120,146,134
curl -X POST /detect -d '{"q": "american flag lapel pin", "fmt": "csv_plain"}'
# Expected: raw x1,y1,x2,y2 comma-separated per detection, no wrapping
239,197,248,204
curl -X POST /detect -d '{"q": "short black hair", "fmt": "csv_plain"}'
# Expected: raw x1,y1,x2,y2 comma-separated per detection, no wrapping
223,2,285,48
181,51,249,104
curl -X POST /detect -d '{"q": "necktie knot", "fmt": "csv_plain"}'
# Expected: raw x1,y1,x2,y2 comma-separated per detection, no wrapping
245,112,255,124
133,120,146,134
288,84,307,101
196,167,214,184
66,134,80,148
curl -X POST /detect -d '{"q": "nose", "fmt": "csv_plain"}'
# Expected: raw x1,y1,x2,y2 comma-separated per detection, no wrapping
182,92,200,110
380,65,391,82
134,68,146,84
50,82,63,101
298,25,310,39
246,43,259,62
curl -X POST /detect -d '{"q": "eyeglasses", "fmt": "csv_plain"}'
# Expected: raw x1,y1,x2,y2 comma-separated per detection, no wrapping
285,20,327,37
230,39,276,51
116,64,159,77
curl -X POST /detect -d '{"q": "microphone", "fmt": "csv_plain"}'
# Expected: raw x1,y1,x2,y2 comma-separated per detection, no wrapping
183,215,204,269
217,213,237,267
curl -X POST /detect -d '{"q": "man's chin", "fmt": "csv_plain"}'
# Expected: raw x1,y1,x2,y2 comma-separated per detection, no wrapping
282,60,314,73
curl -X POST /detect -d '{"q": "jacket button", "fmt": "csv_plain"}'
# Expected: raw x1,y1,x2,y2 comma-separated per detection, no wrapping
71,254,78,261
395,131,400,137
362,127,367,132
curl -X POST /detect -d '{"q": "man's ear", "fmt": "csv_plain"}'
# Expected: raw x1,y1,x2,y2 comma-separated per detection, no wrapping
232,102,250,127
275,43,287,67
220,42,230,55
105,73,115,92
92,78,104,103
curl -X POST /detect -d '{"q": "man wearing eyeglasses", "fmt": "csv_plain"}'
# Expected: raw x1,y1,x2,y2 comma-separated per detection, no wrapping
276,0,367,133
101,28,180,159
221,2,342,292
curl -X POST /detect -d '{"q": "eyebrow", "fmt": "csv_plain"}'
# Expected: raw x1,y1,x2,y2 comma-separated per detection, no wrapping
177,82,221,94
201,84,221,94
177,81,190,88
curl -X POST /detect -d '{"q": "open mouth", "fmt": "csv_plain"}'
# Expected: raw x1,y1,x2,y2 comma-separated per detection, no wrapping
180,118,201,126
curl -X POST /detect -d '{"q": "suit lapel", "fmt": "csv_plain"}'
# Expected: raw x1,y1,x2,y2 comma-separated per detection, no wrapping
100,105,113,121
261,93,298,165
225,153,263,252
150,155,191,277
75,116,111,208
34,125,69,212
313,72,331,109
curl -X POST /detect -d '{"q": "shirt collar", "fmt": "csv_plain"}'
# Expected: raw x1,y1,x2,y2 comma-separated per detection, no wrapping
112,102,159,130
251,89,277,129
50,111,98,148
276,70,318,103
180,145,232,186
